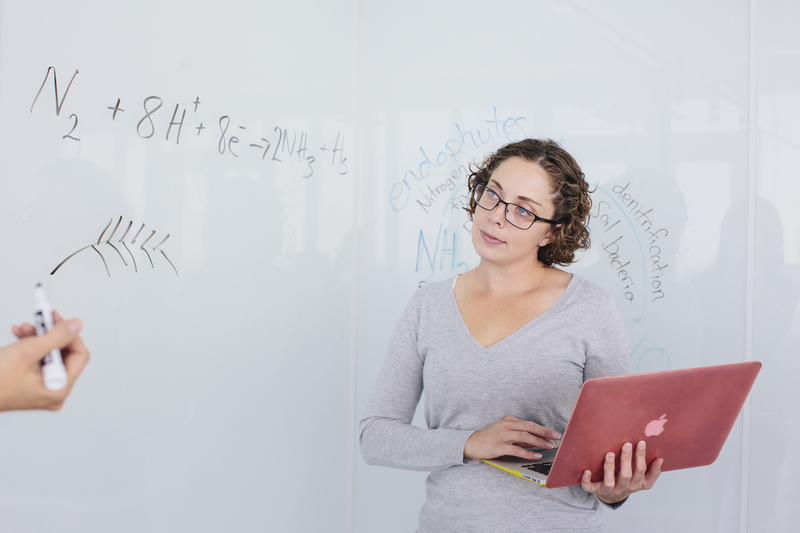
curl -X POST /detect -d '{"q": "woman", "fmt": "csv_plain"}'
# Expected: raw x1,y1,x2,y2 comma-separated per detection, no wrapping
360,139,661,532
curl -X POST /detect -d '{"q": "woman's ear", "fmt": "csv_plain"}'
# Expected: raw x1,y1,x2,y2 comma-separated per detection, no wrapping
538,223,561,248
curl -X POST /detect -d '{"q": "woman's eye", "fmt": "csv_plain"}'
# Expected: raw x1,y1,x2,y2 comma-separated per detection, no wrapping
487,189,498,199
517,206,534,218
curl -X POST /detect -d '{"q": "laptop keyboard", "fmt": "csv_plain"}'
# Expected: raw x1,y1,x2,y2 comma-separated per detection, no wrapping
522,462,553,475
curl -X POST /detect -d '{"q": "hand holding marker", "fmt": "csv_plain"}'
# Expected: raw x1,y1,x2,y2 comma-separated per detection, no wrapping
0,288,88,412
33,283,68,390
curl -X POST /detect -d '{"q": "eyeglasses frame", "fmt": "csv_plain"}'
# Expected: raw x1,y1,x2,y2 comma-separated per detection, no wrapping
474,183,557,230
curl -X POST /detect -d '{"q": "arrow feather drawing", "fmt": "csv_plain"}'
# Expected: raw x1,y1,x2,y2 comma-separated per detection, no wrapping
51,216,178,276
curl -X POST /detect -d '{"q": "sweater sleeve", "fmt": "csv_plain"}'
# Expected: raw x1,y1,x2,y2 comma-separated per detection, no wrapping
584,287,630,510
584,288,629,381
358,287,474,471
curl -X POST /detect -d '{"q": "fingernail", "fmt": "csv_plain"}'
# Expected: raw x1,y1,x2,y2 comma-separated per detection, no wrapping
533,453,542,459
66,318,83,333
638,441,646,450
552,431,561,439
584,470,590,478
624,443,632,453
607,453,614,461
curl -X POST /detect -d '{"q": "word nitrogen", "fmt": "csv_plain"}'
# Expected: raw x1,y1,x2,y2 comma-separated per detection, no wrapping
29,66,349,179
391,107,528,211
416,176,459,214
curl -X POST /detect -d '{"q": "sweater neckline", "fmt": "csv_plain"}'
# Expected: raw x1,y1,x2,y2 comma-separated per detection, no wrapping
448,273,582,355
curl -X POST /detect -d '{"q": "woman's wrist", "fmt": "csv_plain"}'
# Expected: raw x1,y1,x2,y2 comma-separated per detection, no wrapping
597,494,629,506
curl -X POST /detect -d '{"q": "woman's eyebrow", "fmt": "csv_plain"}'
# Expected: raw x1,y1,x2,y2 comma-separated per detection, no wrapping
489,179,542,207
517,194,542,207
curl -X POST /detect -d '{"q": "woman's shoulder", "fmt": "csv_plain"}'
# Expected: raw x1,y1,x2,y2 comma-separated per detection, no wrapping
404,276,457,309
393,277,459,333
419,276,458,293
564,273,618,312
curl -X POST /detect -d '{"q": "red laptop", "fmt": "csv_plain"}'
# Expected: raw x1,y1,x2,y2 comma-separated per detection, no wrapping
483,361,761,488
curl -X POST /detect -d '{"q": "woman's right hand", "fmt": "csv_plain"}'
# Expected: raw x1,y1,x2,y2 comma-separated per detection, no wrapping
0,312,89,412
464,415,561,462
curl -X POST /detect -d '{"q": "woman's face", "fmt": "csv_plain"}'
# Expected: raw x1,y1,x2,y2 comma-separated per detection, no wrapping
471,156,557,268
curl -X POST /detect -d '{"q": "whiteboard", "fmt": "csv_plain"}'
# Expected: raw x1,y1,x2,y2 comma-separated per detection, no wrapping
0,1,797,532
0,1,356,531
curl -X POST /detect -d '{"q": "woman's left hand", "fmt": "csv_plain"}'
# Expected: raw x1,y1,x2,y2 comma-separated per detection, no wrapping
581,440,663,505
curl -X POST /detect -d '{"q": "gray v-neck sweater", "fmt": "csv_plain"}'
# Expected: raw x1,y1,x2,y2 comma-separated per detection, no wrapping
359,274,628,532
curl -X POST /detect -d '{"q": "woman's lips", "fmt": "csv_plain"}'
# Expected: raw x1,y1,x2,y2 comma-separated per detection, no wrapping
480,230,506,245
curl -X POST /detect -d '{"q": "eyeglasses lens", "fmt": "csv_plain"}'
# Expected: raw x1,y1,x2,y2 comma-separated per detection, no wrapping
474,184,535,230
475,184,494,210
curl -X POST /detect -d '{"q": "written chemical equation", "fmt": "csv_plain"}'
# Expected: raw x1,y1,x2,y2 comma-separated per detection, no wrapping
30,67,349,179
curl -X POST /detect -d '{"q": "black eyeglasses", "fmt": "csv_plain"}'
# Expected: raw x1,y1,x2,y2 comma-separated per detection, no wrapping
474,183,557,230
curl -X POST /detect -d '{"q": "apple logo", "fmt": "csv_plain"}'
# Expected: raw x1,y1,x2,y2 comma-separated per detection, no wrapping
645,414,668,437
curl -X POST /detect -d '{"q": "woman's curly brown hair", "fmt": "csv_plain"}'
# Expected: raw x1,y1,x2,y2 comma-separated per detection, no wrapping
465,138,592,267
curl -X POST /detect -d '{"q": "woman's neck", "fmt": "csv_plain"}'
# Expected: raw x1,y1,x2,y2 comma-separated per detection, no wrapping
471,258,553,296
